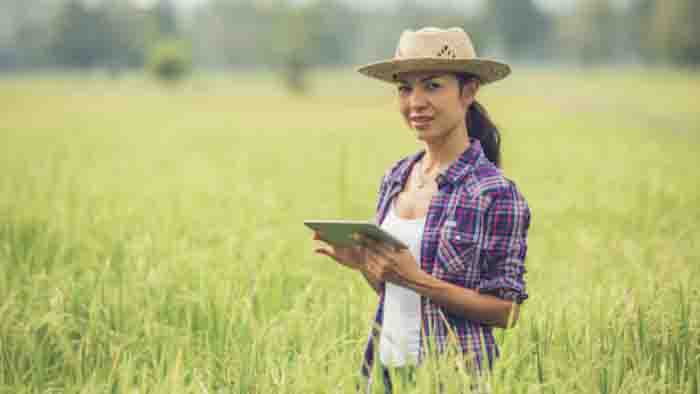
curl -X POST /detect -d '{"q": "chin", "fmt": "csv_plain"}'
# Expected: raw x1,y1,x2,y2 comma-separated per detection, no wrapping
414,128,439,142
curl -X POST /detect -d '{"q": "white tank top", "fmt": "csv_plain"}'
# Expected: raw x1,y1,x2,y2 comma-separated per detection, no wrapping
379,199,426,367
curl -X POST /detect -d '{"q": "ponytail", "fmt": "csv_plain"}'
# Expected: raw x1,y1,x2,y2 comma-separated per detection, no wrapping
456,73,502,168
466,101,501,168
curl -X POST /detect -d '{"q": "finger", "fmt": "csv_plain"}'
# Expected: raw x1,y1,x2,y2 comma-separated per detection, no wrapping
365,258,385,280
315,247,339,262
314,246,330,256
358,233,395,255
374,239,394,255
355,234,380,254
314,237,335,250
361,241,385,261
364,239,399,264
314,232,335,246
356,233,378,248
365,246,393,267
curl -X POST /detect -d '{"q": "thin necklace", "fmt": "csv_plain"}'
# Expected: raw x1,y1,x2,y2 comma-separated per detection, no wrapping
414,160,447,189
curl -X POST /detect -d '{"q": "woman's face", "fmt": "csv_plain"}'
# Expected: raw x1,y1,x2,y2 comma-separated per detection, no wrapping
395,71,478,143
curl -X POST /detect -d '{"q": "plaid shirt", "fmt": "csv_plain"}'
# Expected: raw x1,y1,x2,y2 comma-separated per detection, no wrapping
361,139,531,388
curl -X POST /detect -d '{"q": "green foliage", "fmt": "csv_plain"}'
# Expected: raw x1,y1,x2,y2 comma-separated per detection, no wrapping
485,0,553,58
270,1,358,93
50,0,111,68
47,0,148,70
0,70,699,393
7,0,700,72
146,39,192,84
649,0,700,66
153,0,178,38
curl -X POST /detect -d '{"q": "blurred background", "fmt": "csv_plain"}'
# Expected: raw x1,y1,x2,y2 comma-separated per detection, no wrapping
0,0,698,88
1,1,699,393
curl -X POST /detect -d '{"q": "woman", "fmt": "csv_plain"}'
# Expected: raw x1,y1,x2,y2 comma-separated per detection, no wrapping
313,27,531,393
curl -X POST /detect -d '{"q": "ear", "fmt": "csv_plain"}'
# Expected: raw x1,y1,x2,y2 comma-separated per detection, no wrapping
460,78,479,107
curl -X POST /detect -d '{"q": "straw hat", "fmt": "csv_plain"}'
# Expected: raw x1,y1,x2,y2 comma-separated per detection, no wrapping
357,27,510,85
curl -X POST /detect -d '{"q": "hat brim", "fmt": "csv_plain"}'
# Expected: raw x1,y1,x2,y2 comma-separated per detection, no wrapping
356,58,510,85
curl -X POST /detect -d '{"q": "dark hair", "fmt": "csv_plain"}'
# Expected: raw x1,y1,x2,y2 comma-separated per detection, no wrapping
455,73,502,168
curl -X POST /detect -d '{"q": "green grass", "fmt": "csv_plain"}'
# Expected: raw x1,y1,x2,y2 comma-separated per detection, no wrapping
0,67,699,393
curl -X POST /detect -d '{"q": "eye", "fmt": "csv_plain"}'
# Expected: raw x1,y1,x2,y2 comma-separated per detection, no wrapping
397,85,411,95
425,81,441,91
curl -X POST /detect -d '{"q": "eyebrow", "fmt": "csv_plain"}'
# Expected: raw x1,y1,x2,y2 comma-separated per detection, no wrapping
395,74,445,85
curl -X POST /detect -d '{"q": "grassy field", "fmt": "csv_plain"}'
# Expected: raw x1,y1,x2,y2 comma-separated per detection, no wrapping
0,68,699,393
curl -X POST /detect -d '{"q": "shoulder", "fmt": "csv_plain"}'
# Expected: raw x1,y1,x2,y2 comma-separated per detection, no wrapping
464,158,531,238
379,151,422,186
465,156,529,210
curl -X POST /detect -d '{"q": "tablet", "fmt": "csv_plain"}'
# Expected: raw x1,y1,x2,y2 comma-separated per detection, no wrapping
304,220,408,250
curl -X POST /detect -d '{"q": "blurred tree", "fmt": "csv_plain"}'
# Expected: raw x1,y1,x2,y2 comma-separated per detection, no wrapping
283,51,308,94
12,17,52,69
0,0,56,70
580,0,617,64
191,0,277,68
303,0,357,66
276,4,315,94
617,0,655,63
484,0,552,59
102,0,149,75
649,0,700,66
49,0,149,71
147,38,192,84
5,0,700,73
49,0,110,68
557,0,617,65
153,0,178,37
272,0,358,94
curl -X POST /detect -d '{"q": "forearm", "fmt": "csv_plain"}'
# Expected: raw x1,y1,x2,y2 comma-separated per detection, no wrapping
405,272,518,328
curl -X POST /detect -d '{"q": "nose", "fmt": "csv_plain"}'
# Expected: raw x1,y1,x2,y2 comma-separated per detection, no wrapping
408,87,428,109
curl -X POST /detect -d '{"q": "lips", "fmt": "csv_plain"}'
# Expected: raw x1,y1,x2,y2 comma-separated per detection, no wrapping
410,116,434,122
410,115,434,128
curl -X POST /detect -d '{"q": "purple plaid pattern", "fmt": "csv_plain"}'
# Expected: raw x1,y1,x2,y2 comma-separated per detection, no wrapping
361,139,531,389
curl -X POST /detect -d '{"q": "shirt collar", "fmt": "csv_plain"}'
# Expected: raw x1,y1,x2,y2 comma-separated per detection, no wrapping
387,138,485,187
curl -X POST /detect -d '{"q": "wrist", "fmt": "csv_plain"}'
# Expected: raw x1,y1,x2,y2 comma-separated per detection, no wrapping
405,270,441,295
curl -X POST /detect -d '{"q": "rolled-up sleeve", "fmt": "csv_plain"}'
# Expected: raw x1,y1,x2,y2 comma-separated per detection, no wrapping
477,183,531,304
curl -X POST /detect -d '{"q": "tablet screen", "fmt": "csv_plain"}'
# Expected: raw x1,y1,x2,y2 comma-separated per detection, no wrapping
304,220,408,249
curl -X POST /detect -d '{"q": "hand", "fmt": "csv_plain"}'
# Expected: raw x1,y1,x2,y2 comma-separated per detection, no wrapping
313,231,367,271
359,235,426,288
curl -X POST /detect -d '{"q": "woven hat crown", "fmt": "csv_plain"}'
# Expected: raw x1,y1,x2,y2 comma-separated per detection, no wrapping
395,27,477,60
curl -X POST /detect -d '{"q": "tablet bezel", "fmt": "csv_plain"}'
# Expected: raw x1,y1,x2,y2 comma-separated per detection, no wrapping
304,220,408,250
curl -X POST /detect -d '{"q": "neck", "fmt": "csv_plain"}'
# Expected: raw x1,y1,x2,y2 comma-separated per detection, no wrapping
421,122,470,172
